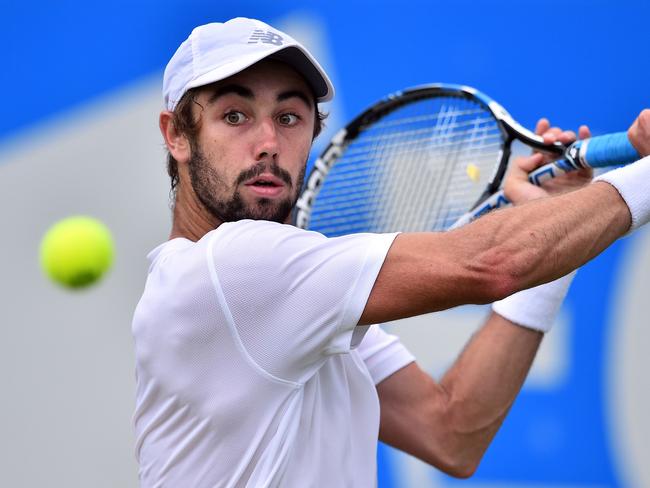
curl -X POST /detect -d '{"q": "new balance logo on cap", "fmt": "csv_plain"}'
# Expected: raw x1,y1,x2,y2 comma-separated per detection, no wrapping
247,29,284,46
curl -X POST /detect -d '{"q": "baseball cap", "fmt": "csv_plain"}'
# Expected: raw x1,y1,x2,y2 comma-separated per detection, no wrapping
163,17,335,111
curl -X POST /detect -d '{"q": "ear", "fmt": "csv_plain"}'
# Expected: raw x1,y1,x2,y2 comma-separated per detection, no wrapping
160,111,191,164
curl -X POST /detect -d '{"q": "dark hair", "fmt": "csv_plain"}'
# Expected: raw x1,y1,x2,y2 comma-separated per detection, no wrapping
166,87,327,198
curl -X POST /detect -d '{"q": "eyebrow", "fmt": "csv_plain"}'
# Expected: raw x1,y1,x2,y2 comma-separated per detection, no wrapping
207,84,314,111
277,90,313,111
207,84,254,104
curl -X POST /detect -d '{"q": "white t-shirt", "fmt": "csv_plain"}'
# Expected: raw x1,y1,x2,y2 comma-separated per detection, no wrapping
132,220,415,487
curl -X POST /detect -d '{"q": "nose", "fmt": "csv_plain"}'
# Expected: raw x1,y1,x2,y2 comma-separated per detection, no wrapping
254,118,279,162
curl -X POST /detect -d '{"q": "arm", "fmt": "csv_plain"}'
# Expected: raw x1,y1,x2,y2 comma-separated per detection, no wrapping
360,180,629,325
362,111,650,326
374,119,637,477
377,312,540,478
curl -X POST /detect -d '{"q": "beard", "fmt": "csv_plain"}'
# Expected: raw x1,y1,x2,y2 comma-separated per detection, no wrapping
188,144,306,224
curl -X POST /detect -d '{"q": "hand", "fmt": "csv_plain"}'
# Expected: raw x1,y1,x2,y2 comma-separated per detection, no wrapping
503,119,592,205
628,109,650,157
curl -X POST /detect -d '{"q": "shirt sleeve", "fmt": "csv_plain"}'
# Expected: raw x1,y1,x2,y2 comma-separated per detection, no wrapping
355,325,416,385
207,220,398,384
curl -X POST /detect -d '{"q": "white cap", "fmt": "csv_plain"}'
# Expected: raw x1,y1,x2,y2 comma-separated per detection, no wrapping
163,18,335,111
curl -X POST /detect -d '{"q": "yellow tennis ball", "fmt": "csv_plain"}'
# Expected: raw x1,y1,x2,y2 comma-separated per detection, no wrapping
40,216,115,289
466,163,481,182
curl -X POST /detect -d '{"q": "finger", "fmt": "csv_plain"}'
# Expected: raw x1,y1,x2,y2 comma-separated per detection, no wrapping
514,153,546,173
535,118,550,136
576,167,594,179
578,125,591,140
507,156,532,183
503,158,548,201
557,130,577,145
627,110,650,157
541,127,563,145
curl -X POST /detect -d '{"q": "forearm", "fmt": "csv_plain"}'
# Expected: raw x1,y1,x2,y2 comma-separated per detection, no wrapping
376,312,543,477
439,312,543,469
462,181,629,292
363,181,628,325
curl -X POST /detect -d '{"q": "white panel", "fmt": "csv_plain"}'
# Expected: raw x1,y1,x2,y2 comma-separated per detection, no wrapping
0,75,168,487
606,225,650,488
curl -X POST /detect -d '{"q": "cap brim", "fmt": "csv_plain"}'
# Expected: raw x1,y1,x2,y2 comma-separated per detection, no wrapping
269,46,333,102
186,45,334,103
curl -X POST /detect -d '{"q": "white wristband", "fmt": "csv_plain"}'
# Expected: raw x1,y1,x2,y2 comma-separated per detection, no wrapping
593,155,650,231
492,271,576,333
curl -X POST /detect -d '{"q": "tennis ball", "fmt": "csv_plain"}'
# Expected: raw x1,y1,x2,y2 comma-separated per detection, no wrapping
40,216,115,289
466,163,481,182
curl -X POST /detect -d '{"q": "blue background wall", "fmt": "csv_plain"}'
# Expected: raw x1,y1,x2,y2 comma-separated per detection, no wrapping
7,0,648,140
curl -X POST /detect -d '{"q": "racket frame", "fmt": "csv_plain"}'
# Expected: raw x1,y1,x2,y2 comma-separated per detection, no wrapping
293,83,580,231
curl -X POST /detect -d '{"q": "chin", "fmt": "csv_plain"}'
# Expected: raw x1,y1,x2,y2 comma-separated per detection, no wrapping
247,198,293,223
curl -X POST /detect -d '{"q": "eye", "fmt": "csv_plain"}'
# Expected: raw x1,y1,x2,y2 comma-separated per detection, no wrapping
278,113,300,126
224,111,247,125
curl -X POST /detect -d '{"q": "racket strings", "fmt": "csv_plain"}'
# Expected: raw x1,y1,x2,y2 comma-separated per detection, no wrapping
308,96,503,235
355,115,497,145
369,107,488,129
437,113,500,227
340,131,502,162
431,103,473,228
388,103,457,231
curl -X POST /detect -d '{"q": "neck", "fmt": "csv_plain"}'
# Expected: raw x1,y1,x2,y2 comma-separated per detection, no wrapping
169,182,222,242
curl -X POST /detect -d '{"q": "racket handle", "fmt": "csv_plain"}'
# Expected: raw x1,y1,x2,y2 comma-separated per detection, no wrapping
451,133,641,230
569,131,639,168
529,132,640,184
449,190,511,229
528,160,573,185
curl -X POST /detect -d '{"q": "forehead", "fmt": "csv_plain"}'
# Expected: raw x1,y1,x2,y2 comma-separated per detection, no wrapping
202,59,315,103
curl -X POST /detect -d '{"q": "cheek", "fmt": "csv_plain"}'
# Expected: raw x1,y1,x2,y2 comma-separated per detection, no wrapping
289,133,313,163
197,138,239,182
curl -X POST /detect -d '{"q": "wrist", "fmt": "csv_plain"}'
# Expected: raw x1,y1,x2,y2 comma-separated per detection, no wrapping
492,272,576,333
593,155,650,232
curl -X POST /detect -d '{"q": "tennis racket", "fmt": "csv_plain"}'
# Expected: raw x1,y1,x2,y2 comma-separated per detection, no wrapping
293,83,640,235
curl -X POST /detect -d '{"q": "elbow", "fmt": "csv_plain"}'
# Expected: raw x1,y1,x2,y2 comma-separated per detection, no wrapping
422,394,493,478
450,466,478,479
438,458,479,479
428,440,480,479
419,422,483,479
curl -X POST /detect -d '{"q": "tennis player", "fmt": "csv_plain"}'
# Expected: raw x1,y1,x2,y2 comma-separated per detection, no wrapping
132,18,650,487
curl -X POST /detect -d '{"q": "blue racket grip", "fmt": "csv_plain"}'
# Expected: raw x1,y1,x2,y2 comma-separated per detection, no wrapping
529,133,639,185
451,133,640,230
572,132,639,168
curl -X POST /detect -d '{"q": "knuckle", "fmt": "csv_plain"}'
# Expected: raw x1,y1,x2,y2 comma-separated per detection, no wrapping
639,109,650,130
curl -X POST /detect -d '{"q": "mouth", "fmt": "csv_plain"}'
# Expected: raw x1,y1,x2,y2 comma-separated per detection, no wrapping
244,174,287,198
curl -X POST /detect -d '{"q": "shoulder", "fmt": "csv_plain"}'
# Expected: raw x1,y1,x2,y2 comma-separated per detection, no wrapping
209,220,398,268
210,219,397,251
207,219,329,258
214,219,300,238
210,219,324,243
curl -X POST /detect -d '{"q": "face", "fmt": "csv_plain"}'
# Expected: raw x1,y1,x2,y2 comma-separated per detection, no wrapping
184,60,315,224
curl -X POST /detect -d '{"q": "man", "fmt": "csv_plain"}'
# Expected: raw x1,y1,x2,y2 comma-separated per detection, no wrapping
132,17,650,487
